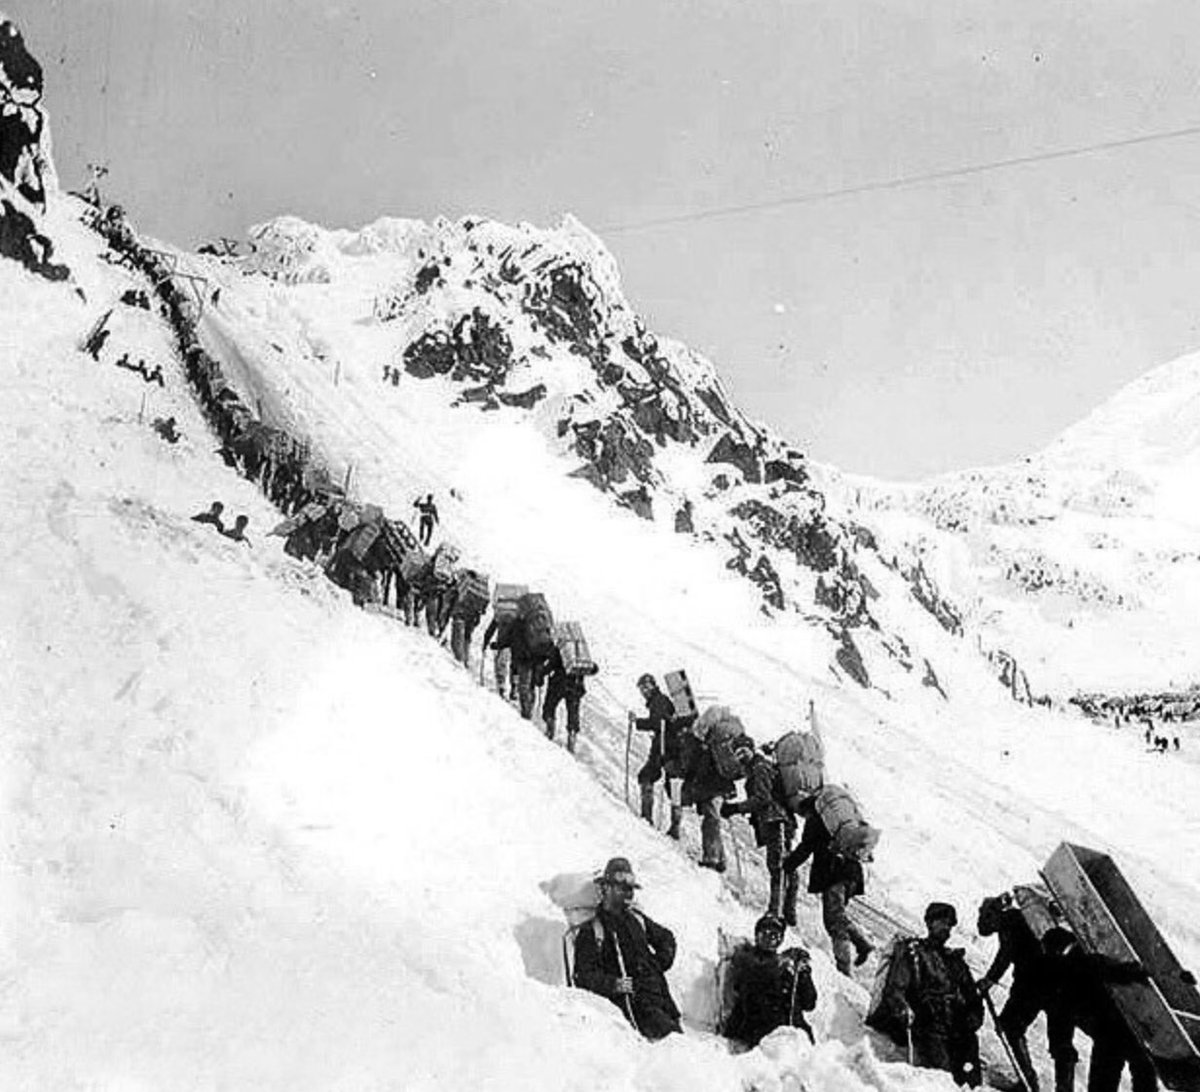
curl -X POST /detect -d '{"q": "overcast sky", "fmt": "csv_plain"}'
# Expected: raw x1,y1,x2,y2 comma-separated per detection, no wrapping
14,0,1200,478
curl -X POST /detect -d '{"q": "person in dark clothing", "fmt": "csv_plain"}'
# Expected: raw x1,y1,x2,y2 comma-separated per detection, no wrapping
677,727,747,873
1042,927,1157,1092
490,615,554,719
448,570,488,668
722,745,798,921
631,674,684,838
153,416,180,444
724,914,817,1050
414,494,438,546
890,903,983,1087
221,514,251,544
571,857,681,1041
542,646,586,753
85,325,111,361
191,501,226,532
977,893,1055,1092
782,798,872,971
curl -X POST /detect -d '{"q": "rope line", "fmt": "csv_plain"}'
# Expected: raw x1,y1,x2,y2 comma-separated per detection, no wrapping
601,121,1200,235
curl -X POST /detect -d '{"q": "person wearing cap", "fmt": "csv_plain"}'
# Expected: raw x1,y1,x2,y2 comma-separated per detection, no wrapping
631,674,685,838
571,857,682,1041
723,914,817,1050
887,902,983,1086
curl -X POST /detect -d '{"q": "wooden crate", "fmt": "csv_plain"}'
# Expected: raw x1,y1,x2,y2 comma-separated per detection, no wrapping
1042,842,1200,1090
553,621,597,676
664,669,698,719
492,583,529,624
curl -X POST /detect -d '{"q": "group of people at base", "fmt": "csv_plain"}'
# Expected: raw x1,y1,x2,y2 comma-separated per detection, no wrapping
572,857,1176,1092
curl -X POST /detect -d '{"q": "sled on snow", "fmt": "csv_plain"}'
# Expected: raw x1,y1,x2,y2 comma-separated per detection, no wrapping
1041,842,1200,1090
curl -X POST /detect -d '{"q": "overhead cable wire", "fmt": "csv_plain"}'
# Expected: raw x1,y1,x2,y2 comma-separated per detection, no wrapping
600,121,1200,235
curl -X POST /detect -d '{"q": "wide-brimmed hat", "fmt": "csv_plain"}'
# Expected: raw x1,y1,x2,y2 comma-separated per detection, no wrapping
598,857,641,888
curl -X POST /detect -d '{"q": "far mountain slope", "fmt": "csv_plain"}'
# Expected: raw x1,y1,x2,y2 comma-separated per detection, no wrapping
848,353,1200,695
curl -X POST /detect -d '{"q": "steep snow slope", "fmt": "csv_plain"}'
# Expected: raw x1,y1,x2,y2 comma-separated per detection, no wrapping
168,209,1200,986
5,64,1200,1090
851,352,1200,695
5,201,923,1091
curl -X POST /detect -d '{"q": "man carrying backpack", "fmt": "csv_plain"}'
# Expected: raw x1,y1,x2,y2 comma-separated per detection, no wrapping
890,902,984,1087
632,674,684,838
723,913,817,1050
571,857,682,1041
542,645,586,753
782,792,873,973
678,725,750,874
722,742,798,920
977,892,1056,1092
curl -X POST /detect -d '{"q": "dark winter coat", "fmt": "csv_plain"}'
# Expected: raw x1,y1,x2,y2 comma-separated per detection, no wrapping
724,753,795,847
492,616,554,671
1044,942,1150,1056
982,907,1053,992
784,811,864,896
891,938,983,1039
724,944,816,1048
543,648,586,702
572,907,681,1040
678,731,738,806
634,690,685,772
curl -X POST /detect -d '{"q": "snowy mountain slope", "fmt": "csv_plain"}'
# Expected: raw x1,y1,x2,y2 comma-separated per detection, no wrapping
6,13,1200,1082
4,203,904,1092
849,352,1200,695
178,210,1049,714
161,210,1200,952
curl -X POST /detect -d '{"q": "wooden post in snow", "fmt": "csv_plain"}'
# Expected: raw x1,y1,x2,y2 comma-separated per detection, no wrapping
333,360,341,386
138,391,146,424
343,464,353,494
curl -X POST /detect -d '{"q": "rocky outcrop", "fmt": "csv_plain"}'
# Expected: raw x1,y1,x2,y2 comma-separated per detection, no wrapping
568,416,656,488
706,432,761,483
403,308,518,389
0,15,68,282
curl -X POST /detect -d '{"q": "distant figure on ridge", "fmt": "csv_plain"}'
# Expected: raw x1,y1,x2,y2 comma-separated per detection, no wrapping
191,501,226,532
414,493,439,546
221,514,251,544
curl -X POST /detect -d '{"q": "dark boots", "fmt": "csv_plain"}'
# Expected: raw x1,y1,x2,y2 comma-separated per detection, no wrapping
640,782,655,825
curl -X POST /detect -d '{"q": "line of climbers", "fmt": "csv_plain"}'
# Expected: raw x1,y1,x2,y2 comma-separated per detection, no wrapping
84,200,601,758
85,200,1192,1092
628,675,877,975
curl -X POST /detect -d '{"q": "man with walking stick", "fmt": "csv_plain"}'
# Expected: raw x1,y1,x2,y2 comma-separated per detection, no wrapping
723,913,818,1049
570,857,682,1040
630,674,685,838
